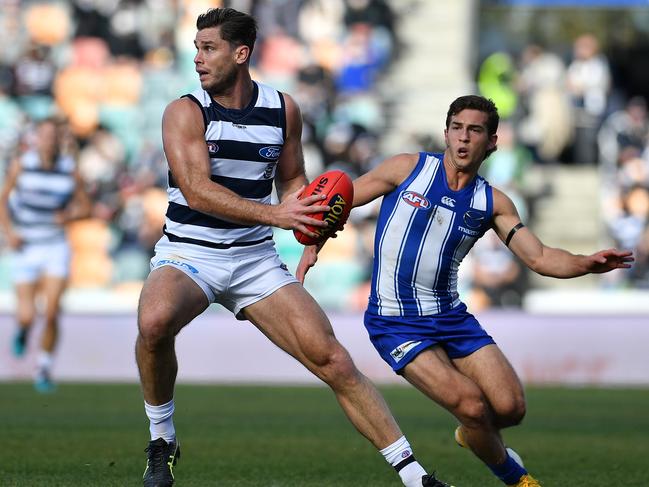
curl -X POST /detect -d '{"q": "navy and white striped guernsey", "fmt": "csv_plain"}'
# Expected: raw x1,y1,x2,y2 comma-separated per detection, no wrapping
163,81,286,249
368,152,494,317
8,150,76,243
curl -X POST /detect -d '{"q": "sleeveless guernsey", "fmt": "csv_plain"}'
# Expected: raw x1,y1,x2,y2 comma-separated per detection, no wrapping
162,81,286,248
8,150,75,243
368,152,494,316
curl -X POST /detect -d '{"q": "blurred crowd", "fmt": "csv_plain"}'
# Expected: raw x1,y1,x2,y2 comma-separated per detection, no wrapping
476,33,649,301
1,0,648,310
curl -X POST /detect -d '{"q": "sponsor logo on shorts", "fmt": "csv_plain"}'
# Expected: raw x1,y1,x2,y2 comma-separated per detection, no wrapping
259,146,282,160
401,191,430,209
389,340,422,362
155,259,199,274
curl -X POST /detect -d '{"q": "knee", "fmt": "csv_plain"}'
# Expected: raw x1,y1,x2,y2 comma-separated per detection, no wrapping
455,394,492,429
137,310,175,350
309,344,362,389
493,395,527,428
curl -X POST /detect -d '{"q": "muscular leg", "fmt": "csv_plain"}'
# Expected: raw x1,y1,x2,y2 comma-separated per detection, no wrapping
39,276,67,353
15,281,37,330
402,344,525,466
136,266,209,405
243,283,402,449
13,281,37,356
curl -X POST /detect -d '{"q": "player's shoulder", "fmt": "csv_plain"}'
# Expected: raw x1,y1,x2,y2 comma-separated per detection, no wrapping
163,96,205,130
385,152,420,167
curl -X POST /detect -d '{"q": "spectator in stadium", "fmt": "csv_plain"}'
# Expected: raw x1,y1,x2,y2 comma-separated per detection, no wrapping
298,95,634,487
567,33,611,164
0,117,91,392
135,8,452,487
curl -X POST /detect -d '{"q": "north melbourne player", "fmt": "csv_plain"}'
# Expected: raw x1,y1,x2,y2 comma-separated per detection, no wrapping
299,95,633,487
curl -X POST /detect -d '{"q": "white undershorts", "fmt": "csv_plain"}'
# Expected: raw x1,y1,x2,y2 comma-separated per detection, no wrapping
150,236,298,319
11,239,71,284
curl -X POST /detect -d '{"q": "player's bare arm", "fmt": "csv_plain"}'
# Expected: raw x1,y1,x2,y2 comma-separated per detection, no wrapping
56,170,92,224
352,153,419,207
162,97,326,234
0,158,22,249
272,92,329,234
492,188,634,278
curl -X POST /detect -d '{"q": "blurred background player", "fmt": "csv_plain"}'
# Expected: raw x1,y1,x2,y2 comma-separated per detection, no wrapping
298,95,633,487
0,117,91,392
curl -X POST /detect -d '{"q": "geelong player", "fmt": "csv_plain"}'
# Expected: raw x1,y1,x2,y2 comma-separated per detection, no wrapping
0,117,90,392
136,7,453,487
298,95,633,487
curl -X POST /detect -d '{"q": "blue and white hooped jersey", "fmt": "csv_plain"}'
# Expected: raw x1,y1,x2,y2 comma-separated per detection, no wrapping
368,152,494,316
8,150,75,243
163,81,286,248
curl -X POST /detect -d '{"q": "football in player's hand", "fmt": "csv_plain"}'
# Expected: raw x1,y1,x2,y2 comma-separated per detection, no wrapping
293,170,354,245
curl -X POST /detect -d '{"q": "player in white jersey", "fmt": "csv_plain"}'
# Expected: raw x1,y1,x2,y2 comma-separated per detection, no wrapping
136,8,452,487
0,118,90,392
298,95,634,487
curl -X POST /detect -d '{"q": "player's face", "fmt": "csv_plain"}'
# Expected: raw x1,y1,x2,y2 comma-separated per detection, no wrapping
36,121,59,156
194,27,245,94
444,109,497,172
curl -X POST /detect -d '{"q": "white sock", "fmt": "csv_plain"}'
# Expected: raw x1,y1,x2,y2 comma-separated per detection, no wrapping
36,351,53,377
380,436,427,487
144,399,176,443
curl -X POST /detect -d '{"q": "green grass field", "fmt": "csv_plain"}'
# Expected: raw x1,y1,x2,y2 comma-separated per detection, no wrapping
1,383,648,486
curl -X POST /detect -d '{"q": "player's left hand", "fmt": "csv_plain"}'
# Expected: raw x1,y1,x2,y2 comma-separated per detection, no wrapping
587,249,634,273
296,245,319,283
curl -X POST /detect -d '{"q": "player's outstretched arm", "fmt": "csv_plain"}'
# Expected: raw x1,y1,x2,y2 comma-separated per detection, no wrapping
162,97,326,235
492,188,634,278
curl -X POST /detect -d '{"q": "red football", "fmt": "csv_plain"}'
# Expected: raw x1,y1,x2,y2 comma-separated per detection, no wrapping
293,170,354,245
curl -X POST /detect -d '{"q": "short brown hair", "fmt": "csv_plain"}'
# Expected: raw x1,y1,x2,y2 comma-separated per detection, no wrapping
196,8,257,56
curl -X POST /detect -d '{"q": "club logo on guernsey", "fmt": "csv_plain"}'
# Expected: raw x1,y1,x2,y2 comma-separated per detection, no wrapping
401,191,430,209
390,340,422,362
207,141,219,156
259,146,282,160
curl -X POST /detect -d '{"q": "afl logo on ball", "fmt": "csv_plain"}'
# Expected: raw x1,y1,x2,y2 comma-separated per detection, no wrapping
259,146,282,160
207,141,219,156
401,191,431,209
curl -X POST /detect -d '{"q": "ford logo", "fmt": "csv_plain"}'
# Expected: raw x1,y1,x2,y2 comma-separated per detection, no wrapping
259,146,282,160
401,191,431,209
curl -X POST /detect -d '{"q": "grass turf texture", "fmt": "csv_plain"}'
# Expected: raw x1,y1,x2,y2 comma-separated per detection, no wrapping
1,383,648,486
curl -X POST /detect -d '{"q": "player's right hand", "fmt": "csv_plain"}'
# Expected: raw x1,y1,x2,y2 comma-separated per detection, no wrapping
271,185,330,237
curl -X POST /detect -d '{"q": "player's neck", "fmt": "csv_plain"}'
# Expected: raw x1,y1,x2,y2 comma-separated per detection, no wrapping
209,74,254,110
442,152,479,191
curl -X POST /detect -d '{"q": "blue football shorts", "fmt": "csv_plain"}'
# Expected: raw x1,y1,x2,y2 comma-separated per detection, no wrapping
363,303,495,373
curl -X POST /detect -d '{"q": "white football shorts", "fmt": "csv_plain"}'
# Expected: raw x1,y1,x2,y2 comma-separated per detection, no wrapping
150,237,298,319
11,239,71,284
